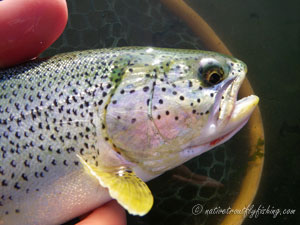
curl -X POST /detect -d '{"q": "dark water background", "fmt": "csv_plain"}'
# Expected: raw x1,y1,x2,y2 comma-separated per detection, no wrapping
184,0,300,224
42,0,299,224
194,1,300,224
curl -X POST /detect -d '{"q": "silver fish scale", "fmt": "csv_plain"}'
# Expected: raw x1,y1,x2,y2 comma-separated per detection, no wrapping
0,48,127,218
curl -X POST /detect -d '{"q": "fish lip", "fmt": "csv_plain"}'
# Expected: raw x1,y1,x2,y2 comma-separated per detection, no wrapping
182,95,258,156
208,76,238,127
207,95,259,144
207,95,259,146
228,94,259,125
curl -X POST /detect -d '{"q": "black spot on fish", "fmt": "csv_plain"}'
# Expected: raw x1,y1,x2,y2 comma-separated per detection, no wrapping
14,182,21,190
2,180,8,186
143,86,149,92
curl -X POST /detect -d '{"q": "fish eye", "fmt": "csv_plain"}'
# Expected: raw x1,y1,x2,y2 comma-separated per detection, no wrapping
198,65,224,86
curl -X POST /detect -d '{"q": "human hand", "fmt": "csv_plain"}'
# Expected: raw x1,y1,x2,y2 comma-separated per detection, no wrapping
77,200,126,225
0,1,127,224
0,0,67,68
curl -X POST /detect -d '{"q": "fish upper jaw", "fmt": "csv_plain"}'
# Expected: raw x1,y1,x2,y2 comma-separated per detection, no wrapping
204,59,249,138
207,76,237,130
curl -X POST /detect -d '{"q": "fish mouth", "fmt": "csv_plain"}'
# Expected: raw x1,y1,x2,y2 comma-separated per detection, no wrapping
204,94,259,148
223,94,259,135
180,79,258,160
179,92,258,164
207,75,259,145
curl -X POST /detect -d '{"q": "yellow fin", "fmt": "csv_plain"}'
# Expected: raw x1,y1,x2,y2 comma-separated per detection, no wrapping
77,155,153,216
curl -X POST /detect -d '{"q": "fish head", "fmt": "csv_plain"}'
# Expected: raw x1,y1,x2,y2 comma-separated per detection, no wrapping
105,48,258,176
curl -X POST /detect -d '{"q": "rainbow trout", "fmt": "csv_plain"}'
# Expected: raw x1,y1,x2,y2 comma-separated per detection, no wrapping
0,47,258,225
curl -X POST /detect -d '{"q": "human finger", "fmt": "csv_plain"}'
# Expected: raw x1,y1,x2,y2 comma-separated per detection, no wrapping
0,0,68,68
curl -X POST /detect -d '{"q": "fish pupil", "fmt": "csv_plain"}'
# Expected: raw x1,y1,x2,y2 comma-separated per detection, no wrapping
209,73,221,84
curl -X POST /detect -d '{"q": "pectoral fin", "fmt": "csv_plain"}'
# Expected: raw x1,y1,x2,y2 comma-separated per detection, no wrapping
77,155,153,216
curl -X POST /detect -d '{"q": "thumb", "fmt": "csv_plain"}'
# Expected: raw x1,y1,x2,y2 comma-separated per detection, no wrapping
0,0,68,68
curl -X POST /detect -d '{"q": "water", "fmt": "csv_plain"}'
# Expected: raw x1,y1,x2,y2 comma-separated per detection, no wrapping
43,0,299,224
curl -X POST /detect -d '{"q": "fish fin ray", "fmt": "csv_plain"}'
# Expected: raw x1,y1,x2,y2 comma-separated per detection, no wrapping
77,155,153,216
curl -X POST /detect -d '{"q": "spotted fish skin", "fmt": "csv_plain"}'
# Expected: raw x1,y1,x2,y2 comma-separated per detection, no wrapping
0,47,256,225
0,48,120,225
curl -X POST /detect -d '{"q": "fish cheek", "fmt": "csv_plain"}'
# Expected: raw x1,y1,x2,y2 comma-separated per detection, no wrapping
150,83,199,142
105,83,164,156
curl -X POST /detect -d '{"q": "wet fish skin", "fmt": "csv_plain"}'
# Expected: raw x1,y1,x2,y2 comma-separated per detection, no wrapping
0,47,257,224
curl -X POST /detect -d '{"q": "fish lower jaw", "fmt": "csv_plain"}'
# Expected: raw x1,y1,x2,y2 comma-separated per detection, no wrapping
209,94,259,144
179,95,259,161
213,94,259,140
229,95,259,127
